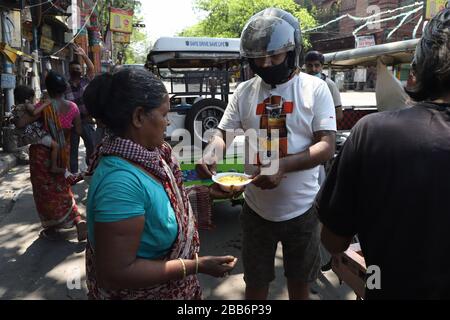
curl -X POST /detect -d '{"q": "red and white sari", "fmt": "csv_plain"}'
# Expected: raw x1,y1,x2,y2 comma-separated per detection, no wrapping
86,138,206,300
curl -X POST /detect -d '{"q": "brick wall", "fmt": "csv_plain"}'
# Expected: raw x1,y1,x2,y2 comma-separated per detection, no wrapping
313,0,423,49
308,0,424,52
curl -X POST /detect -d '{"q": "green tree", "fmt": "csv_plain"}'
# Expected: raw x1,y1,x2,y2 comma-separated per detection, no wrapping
123,24,150,64
309,0,341,35
179,0,316,46
99,0,148,64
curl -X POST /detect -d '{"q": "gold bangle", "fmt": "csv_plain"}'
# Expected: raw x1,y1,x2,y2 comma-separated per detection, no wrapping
178,258,186,278
195,253,199,274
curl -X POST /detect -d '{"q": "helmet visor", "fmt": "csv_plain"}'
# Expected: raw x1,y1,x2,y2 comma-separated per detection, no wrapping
240,17,296,58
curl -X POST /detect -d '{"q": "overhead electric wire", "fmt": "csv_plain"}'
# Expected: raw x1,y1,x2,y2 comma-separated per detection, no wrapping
303,1,423,33
352,5,423,41
387,8,420,39
412,15,423,38
24,0,55,9
39,0,99,59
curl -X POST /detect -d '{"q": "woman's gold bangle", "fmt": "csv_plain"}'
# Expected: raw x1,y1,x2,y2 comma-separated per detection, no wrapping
195,253,199,274
178,258,186,278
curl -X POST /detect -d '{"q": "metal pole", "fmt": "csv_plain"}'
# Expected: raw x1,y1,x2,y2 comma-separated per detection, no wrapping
1,11,15,112
32,25,39,52
29,2,41,100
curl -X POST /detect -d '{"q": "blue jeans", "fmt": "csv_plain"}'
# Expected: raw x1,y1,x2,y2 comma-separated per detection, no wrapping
70,120,96,173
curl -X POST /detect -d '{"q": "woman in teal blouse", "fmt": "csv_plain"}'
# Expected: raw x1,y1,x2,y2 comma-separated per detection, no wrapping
83,68,237,300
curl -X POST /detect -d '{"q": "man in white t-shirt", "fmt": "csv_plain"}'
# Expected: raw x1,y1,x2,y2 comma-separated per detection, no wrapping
196,8,336,300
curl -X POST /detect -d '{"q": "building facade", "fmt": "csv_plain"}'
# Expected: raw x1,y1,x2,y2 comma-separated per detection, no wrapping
296,0,424,91
1,0,113,151
299,0,424,52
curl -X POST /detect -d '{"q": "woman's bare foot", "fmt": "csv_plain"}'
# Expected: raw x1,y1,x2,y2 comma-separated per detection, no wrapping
76,220,87,242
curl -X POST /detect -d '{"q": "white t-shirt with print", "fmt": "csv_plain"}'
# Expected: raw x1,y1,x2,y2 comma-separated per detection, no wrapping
218,72,336,222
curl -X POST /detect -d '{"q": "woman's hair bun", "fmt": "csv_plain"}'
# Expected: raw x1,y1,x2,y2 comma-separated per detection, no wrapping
45,70,68,96
84,68,167,136
83,73,114,121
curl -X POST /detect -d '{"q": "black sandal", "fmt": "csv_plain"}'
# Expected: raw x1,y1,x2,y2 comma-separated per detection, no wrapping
76,221,87,242
39,228,62,241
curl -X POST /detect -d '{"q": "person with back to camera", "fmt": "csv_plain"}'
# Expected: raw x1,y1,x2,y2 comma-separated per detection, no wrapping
317,8,450,299
15,71,85,241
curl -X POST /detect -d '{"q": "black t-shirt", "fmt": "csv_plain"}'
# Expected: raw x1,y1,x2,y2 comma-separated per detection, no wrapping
317,102,450,299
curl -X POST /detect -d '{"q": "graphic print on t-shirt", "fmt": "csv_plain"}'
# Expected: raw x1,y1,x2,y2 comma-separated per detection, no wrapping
256,95,294,164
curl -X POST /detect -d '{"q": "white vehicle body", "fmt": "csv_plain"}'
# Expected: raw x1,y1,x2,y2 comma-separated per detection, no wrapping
147,37,251,144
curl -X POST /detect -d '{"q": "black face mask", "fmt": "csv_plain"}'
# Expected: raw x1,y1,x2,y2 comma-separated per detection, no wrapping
250,56,294,86
70,70,82,79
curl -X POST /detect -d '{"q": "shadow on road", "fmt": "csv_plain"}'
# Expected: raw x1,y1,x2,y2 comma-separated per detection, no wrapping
0,165,88,300
0,234,86,299
198,201,355,300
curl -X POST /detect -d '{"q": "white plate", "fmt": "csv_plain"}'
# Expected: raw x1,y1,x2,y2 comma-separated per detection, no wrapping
212,172,253,191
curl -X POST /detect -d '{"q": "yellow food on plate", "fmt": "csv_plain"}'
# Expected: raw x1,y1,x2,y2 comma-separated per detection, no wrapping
217,175,250,186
